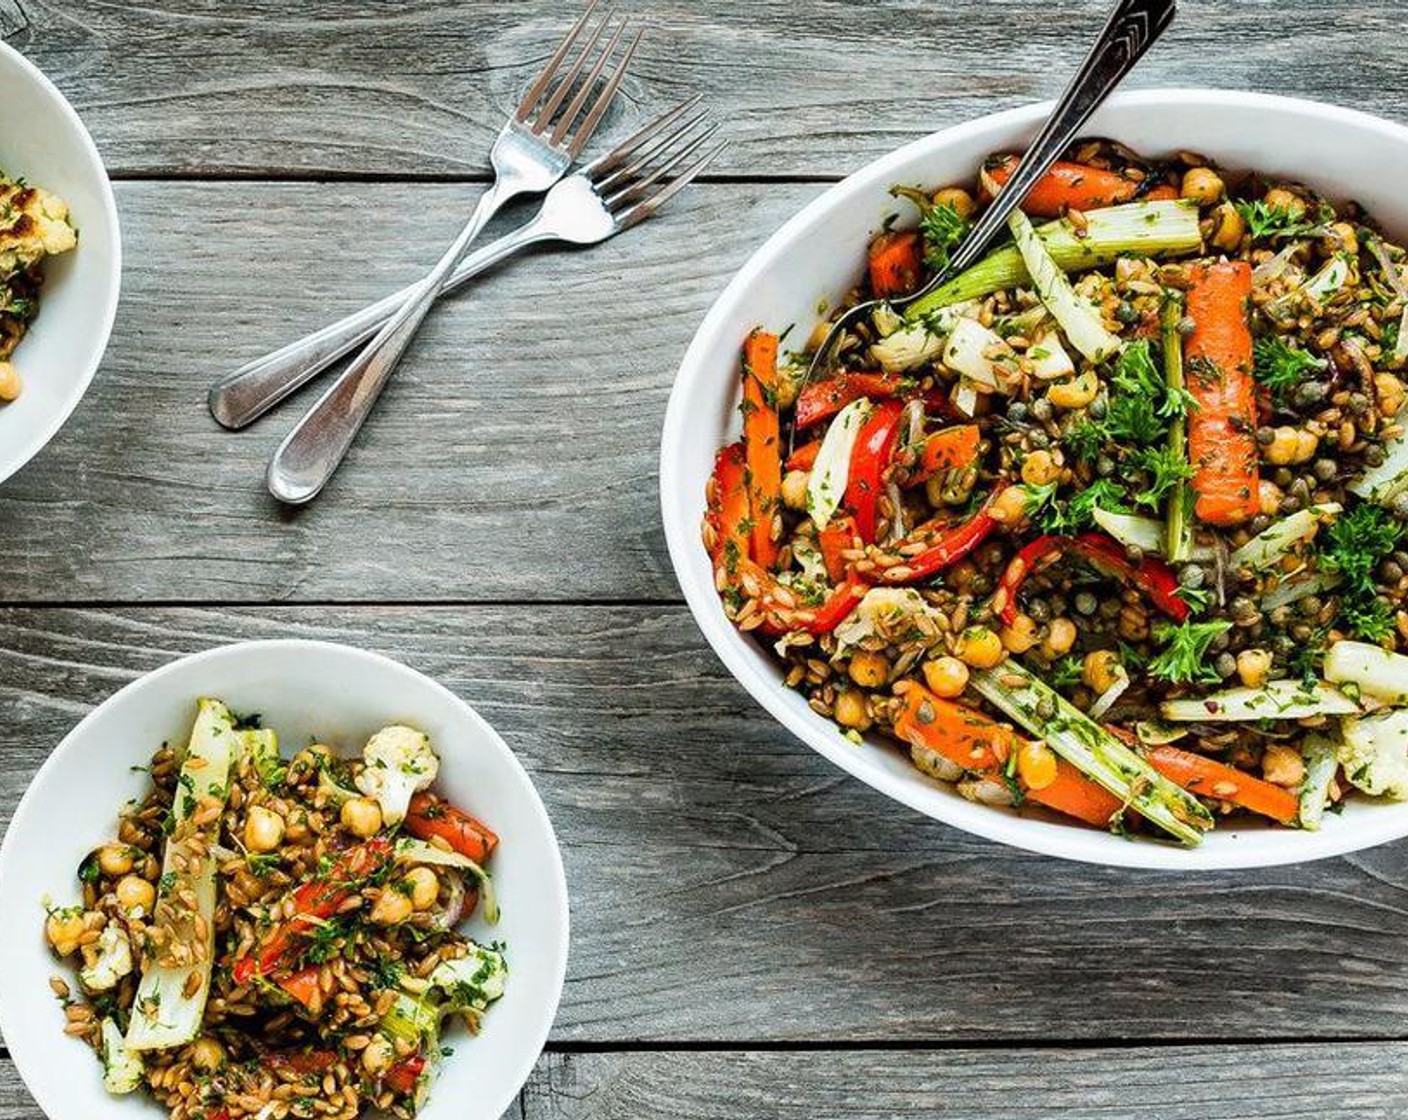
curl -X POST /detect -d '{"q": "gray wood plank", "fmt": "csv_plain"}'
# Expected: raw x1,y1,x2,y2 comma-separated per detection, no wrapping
5,606,1408,1043
12,0,1408,180
522,1045,1408,1120
0,179,817,603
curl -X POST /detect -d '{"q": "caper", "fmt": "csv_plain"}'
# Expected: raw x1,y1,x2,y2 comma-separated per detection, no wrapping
1075,591,1098,616
1215,652,1237,678
1178,564,1206,589
1312,458,1338,481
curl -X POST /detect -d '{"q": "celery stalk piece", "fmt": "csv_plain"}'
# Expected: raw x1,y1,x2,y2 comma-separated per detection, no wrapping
1161,294,1192,562
970,660,1214,845
1227,504,1341,571
126,698,238,1051
905,200,1203,321
1350,402,1408,504
1324,640,1408,706
1160,680,1360,722
1298,733,1341,831
1007,209,1122,362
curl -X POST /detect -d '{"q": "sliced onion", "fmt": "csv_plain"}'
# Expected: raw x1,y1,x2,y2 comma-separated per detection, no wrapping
426,870,468,932
1086,670,1130,721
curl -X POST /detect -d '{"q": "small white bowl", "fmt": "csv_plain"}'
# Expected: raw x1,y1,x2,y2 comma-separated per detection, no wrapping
0,40,120,485
661,89,1408,871
0,640,568,1120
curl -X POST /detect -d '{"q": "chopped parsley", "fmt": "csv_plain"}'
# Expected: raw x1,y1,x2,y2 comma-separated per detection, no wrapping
1320,503,1404,641
918,201,969,272
1147,620,1232,685
1253,335,1323,403
1233,199,1323,241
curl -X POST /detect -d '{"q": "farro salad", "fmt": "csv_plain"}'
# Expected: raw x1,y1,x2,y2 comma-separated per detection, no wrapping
45,698,505,1119
0,167,77,402
704,141,1408,846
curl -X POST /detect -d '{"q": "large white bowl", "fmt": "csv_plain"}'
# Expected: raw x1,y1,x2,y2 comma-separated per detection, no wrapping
662,89,1408,871
0,40,120,485
0,641,568,1120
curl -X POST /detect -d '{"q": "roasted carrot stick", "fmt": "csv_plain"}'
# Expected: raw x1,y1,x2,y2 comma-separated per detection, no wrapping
742,329,783,568
818,516,857,583
1183,260,1261,526
983,154,1140,217
892,684,1015,772
406,791,499,864
786,439,822,472
907,423,980,485
1147,745,1299,825
706,442,751,571
1026,759,1124,827
868,229,925,297
1143,183,1180,202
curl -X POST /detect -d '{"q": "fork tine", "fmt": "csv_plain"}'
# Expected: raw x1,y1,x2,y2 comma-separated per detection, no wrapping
549,18,628,148
592,107,709,195
612,141,727,231
605,122,721,210
579,95,703,180
530,6,615,134
560,26,643,156
515,0,599,121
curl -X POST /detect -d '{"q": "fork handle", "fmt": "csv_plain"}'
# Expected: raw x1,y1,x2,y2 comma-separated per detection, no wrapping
264,204,559,504
944,0,1176,278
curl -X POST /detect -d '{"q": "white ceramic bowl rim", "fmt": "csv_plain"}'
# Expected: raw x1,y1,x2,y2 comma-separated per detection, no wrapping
0,639,568,1120
0,39,121,484
661,88,1408,871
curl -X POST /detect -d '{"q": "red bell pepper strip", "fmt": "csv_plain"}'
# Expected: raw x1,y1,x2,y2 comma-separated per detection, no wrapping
231,837,393,985
992,532,1190,626
844,399,904,543
385,1054,428,1096
405,792,499,865
874,488,1005,585
868,229,925,297
275,965,323,1012
786,439,822,472
795,372,907,430
741,329,783,569
906,423,981,486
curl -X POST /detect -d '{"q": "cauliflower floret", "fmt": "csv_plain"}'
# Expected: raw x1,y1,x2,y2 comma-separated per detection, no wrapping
356,725,439,826
426,941,508,1014
1339,709,1408,800
79,922,133,993
833,587,944,655
100,1018,143,1094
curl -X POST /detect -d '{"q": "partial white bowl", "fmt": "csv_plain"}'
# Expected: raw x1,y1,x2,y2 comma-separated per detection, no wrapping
662,89,1408,871
0,40,120,485
0,640,568,1120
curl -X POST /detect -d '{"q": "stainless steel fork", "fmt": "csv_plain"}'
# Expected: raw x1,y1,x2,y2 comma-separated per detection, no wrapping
208,2,637,430
263,102,724,505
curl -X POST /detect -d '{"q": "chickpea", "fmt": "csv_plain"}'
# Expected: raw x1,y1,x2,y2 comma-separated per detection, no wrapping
243,806,285,854
988,484,1034,527
1263,187,1306,218
1236,647,1274,689
98,845,134,877
115,875,156,915
1020,449,1061,487
1000,613,1040,654
370,887,414,926
1015,739,1059,792
1324,221,1358,257
1261,743,1307,788
1046,370,1099,411
362,1033,396,1076
922,656,969,698
834,688,872,731
933,186,976,220
190,1036,226,1072
780,469,809,511
955,626,1004,669
1043,617,1077,658
1293,429,1319,464
1180,166,1225,206
340,796,383,839
848,649,889,688
1263,426,1303,466
1257,479,1284,517
0,361,20,402
1376,372,1406,420
1208,201,1245,252
45,909,86,957
403,867,440,912
1083,650,1124,694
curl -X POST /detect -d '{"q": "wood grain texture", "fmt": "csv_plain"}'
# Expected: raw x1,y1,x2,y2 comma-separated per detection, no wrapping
10,0,1408,180
5,606,1408,1043
0,179,817,603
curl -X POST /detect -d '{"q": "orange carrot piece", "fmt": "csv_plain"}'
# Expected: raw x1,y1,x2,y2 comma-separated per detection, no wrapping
786,439,821,472
706,442,751,569
1147,745,1299,825
742,329,783,568
908,424,981,485
868,229,925,297
1184,261,1261,526
892,685,1015,772
984,154,1140,217
1026,760,1124,827
818,516,857,584
1143,183,1180,201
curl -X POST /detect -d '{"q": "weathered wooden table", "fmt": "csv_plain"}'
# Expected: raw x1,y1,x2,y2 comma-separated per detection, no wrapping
4,1,1408,1116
